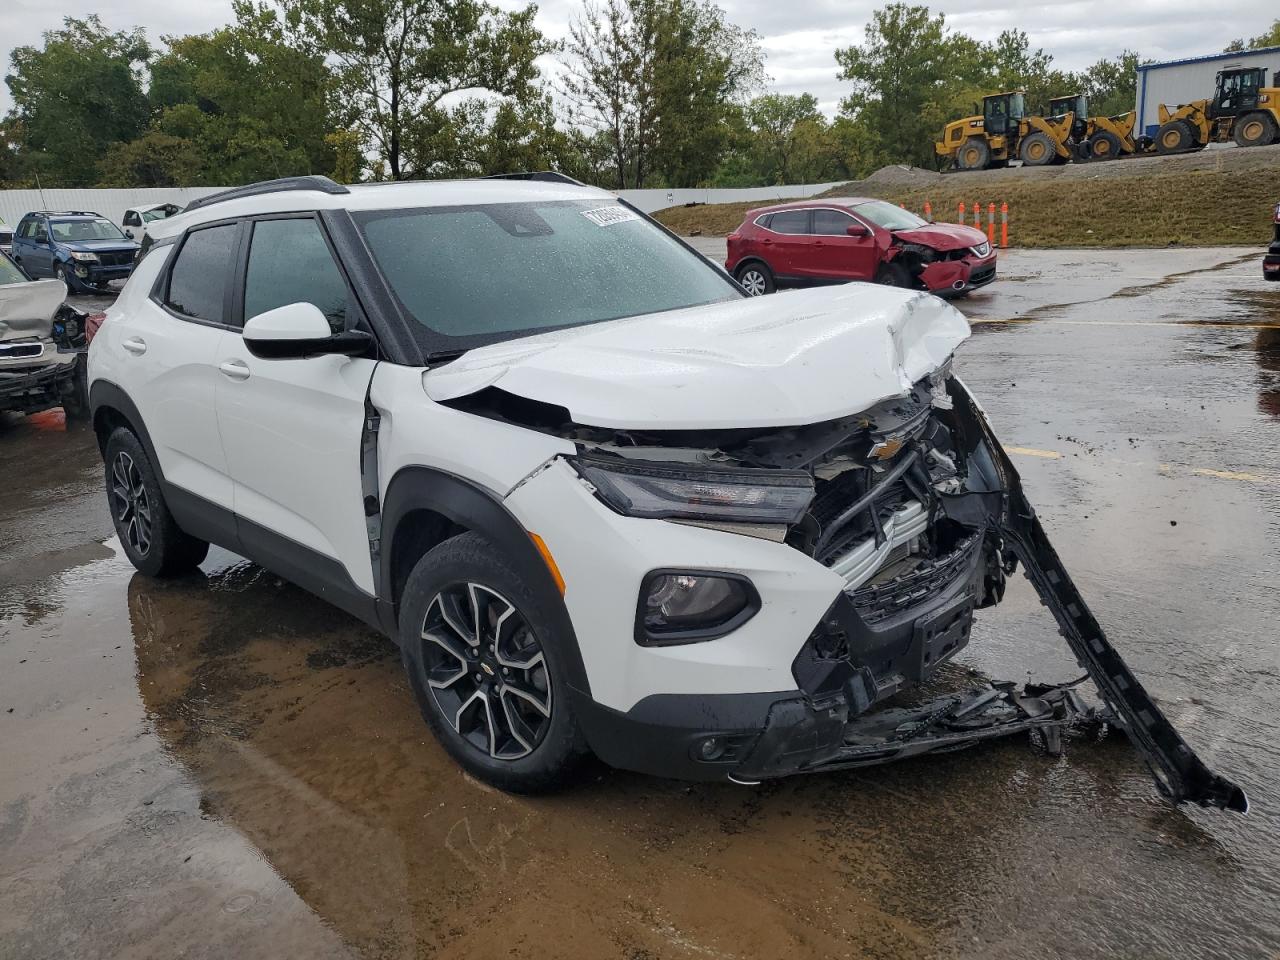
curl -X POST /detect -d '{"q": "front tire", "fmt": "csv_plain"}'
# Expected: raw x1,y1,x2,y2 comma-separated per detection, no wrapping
1019,131,1057,166
1234,113,1277,148
399,532,587,793
55,263,76,293
104,427,209,577
1087,131,1122,161
876,262,913,288
1156,120,1196,154
735,261,774,296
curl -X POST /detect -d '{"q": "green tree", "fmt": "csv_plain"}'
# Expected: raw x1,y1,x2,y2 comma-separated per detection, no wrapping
986,29,1080,115
276,0,551,180
561,0,761,188
96,131,203,187
141,1,335,184
834,3,987,168
745,93,822,183
1248,20,1280,48
4,16,151,184
1080,50,1141,118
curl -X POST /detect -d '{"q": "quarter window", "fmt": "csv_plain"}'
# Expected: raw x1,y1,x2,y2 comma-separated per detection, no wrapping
813,210,857,235
768,210,810,235
165,224,238,323
243,218,351,334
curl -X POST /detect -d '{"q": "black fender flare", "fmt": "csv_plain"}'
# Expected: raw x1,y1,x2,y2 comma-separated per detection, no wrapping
89,379,165,481
379,465,593,698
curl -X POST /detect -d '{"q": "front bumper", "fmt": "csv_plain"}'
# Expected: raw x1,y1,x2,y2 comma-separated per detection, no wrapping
0,343,80,414
919,252,997,294
1265,251,1280,280
67,260,133,289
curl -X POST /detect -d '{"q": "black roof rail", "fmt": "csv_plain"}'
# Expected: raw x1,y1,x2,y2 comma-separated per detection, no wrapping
30,210,102,217
184,175,350,214
481,171,588,186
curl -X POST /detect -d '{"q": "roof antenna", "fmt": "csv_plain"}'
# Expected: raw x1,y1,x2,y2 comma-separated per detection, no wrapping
34,172,48,210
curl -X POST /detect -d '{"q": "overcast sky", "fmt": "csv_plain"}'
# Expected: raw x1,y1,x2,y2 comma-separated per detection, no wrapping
1,0,1274,118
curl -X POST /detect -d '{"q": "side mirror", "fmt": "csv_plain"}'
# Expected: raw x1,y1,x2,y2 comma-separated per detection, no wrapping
845,223,870,238
242,302,372,360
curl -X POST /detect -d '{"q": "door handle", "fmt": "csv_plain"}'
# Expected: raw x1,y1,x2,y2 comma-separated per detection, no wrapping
218,359,251,382
122,337,147,356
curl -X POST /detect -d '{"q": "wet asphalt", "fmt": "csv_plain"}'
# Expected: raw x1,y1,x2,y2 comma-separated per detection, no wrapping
2,249,1279,959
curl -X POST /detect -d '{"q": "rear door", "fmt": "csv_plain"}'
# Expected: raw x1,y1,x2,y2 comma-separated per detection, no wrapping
810,209,880,281
213,213,379,595
121,222,240,514
763,209,813,279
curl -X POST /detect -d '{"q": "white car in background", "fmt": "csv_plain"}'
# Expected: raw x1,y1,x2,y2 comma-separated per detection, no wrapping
85,173,1244,811
0,218,13,256
121,202,185,242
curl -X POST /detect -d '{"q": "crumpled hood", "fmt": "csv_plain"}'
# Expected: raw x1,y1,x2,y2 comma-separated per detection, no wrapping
893,223,989,252
423,284,970,430
0,279,66,342
61,238,139,254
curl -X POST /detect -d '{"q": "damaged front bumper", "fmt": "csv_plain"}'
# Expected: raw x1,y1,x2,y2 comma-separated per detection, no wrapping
582,379,1246,813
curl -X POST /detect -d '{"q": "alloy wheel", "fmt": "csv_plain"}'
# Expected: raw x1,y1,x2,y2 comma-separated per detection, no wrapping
111,452,153,556
739,269,767,296
420,582,553,760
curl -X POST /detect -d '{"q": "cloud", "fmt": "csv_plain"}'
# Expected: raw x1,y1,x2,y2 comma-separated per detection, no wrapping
1,0,1272,119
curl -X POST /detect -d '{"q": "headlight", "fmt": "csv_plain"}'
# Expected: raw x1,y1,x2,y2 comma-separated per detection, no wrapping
971,241,991,258
570,455,814,524
69,251,98,262
637,571,760,645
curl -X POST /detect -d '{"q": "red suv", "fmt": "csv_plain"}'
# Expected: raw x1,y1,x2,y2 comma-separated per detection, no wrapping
1265,202,1280,280
725,198,996,297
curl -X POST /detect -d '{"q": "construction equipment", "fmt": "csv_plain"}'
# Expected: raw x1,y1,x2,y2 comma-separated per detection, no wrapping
935,92,1076,171
1154,67,1280,153
1048,93,1141,162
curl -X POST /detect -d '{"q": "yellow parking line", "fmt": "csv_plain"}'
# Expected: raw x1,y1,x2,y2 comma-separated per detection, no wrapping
1004,447,1278,485
1005,446,1063,459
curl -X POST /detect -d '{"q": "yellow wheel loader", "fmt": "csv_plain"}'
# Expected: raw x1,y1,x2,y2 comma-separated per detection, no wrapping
935,92,1075,171
1047,94,1139,162
1154,67,1280,154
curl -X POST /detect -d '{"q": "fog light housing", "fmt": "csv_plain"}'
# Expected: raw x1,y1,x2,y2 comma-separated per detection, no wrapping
73,263,90,278
636,570,759,645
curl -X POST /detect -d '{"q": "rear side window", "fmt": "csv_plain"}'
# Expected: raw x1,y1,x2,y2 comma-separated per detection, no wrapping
165,224,238,323
243,218,351,334
17,220,34,239
769,210,810,235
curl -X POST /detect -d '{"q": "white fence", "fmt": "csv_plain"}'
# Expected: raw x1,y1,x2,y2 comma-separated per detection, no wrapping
0,181,844,229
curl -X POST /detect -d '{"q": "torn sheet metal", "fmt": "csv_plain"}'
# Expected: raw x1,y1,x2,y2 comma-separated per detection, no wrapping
0,279,66,342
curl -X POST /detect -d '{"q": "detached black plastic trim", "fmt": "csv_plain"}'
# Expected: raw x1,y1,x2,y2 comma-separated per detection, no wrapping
184,176,350,213
633,569,762,646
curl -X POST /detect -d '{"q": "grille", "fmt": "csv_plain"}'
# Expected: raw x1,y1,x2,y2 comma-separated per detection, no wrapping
0,341,44,360
847,532,979,624
96,251,133,267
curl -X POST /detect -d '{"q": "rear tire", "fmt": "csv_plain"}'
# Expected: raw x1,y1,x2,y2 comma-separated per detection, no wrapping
104,427,209,577
1087,131,1122,161
1019,132,1057,166
1234,113,1277,148
955,138,990,171
735,261,775,296
399,532,588,793
1156,120,1196,154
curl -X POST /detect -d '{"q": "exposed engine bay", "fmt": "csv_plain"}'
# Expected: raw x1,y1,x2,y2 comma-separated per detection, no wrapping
445,370,1247,812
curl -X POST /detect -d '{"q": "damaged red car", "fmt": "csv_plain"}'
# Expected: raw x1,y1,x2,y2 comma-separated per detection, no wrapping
726,198,996,297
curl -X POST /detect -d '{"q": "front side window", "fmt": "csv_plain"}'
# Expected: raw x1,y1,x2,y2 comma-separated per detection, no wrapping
813,210,857,236
123,211,142,227
768,210,810,235
17,219,34,239
165,224,238,323
50,218,128,243
243,218,351,333
355,200,736,352
854,201,927,231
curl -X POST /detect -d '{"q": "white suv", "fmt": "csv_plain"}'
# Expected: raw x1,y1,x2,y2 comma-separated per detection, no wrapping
87,174,1244,807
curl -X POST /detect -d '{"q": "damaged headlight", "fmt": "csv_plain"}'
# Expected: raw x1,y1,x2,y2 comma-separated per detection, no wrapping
570,454,814,524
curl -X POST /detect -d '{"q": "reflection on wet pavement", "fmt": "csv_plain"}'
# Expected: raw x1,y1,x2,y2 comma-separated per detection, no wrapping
2,254,1280,959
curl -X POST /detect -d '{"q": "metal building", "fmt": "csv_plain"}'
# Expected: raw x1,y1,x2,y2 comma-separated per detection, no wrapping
1135,46,1280,139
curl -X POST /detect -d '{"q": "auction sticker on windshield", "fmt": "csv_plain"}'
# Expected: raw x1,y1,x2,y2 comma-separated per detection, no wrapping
581,206,640,227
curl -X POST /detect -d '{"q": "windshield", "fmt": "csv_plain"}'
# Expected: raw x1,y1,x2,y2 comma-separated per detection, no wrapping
0,253,27,285
50,218,128,243
355,200,738,353
854,201,927,231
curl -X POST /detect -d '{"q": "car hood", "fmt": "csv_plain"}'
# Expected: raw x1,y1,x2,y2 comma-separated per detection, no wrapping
61,238,139,253
892,223,989,252
0,279,66,341
423,284,970,430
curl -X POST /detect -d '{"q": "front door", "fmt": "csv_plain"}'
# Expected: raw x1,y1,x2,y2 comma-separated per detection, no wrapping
24,219,54,277
809,209,880,281
213,214,378,595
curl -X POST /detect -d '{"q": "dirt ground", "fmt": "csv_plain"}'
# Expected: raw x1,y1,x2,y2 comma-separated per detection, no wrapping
3,250,1280,959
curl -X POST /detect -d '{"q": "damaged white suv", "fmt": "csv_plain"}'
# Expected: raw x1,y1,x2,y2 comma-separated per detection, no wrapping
89,175,1245,809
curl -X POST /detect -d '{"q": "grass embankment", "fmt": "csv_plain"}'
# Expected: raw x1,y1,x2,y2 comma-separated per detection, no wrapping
653,166,1280,247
